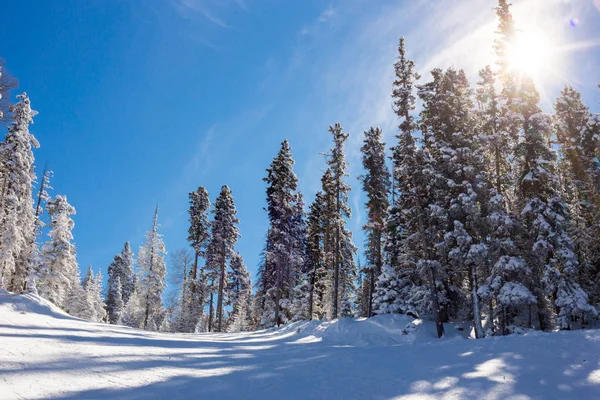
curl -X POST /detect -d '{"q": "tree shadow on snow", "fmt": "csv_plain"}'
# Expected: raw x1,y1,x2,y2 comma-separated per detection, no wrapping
2,321,600,400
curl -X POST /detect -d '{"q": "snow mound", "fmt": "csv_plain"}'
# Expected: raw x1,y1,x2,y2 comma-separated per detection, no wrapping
0,289,73,321
287,314,470,346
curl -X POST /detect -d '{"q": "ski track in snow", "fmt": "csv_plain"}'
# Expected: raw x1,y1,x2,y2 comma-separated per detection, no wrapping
1,291,600,399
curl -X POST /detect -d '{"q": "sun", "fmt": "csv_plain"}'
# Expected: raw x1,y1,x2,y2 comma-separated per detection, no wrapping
508,29,553,76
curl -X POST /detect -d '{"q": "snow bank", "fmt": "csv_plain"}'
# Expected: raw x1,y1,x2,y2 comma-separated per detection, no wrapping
286,314,470,346
0,289,73,321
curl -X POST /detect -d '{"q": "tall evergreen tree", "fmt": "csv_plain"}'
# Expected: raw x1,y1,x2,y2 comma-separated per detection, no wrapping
207,185,240,332
188,186,211,278
262,140,304,326
38,195,78,309
515,79,596,330
137,206,167,331
106,242,135,324
358,127,390,317
107,276,124,324
554,86,600,305
179,187,211,332
0,93,39,292
418,68,487,338
324,123,356,319
305,192,327,320
227,252,252,332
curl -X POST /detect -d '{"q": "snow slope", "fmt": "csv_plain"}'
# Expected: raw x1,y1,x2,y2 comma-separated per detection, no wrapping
1,290,600,399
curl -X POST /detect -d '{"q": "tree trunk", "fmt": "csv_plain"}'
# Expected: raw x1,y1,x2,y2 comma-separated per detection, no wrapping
217,251,226,332
143,246,155,330
367,268,375,318
470,265,485,338
208,286,214,332
414,194,444,338
308,263,316,320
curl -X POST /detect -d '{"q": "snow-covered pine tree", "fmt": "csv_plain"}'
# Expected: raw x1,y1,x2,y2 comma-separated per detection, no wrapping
107,276,124,324
82,264,94,290
207,185,240,332
79,267,106,322
178,250,208,333
418,67,487,338
376,37,439,329
554,86,600,306
38,195,78,309
120,287,144,329
358,127,390,318
137,206,167,331
188,186,211,278
515,78,596,330
262,140,303,326
90,270,107,322
227,252,251,331
65,274,95,320
0,93,39,292
324,123,356,319
494,0,522,146
305,192,327,320
475,65,531,335
106,242,136,324
178,186,211,332
28,165,53,293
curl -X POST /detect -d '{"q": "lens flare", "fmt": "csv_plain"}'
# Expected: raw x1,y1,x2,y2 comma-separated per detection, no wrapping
508,30,552,76
569,18,579,28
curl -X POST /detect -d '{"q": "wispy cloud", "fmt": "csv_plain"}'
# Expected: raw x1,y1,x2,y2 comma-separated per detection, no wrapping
171,0,249,28
300,4,337,36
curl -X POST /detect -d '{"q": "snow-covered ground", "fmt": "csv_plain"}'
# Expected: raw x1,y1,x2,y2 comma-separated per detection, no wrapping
1,291,599,399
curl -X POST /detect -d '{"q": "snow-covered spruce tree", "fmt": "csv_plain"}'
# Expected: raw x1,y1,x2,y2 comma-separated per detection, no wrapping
375,37,438,329
305,192,328,320
494,0,522,146
27,165,53,293
261,140,304,326
65,274,95,320
79,267,106,322
0,93,39,292
324,124,356,319
188,186,211,277
207,185,239,332
418,68,487,338
358,127,390,318
171,249,202,332
554,86,600,306
226,252,252,332
474,65,531,335
106,242,136,324
82,264,94,290
120,287,144,329
137,206,167,331
38,195,78,309
107,276,125,324
254,240,275,328
178,186,211,332
515,79,596,330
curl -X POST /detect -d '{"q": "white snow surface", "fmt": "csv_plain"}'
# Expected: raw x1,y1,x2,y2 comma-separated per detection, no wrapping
1,290,600,399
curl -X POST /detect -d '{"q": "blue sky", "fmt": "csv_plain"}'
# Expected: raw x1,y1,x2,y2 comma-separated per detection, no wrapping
1,0,599,286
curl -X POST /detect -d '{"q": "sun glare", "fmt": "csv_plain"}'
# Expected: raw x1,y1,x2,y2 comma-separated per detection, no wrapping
508,30,553,76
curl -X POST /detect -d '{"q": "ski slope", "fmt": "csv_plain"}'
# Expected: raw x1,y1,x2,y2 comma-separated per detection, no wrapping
1,290,600,399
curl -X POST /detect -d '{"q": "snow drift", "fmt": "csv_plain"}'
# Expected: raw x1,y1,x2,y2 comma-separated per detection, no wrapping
1,290,600,399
